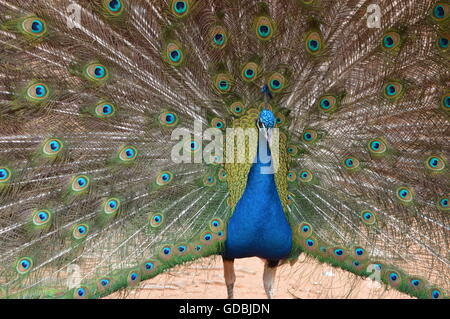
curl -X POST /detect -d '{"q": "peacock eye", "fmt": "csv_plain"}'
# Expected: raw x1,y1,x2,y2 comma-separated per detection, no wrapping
164,43,184,66
432,4,448,20
389,272,399,282
438,196,449,210
305,31,323,55
72,224,89,240
396,186,413,203
84,63,109,82
33,209,52,226
431,289,441,299
382,32,401,50
438,36,449,49
425,155,446,172
21,17,47,37
203,174,216,186
360,210,376,225
95,103,115,118
214,33,224,45
287,171,297,182
213,73,233,94
108,0,121,12
118,145,138,162
104,198,120,215
334,249,344,256
43,139,63,156
159,111,178,127
383,81,403,99
173,1,187,15
71,175,90,192
27,83,49,101
254,16,275,41
211,118,226,129
0,167,11,183
17,257,33,274
368,138,387,155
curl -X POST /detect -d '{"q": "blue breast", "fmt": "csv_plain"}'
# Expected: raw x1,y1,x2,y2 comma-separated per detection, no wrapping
224,140,292,260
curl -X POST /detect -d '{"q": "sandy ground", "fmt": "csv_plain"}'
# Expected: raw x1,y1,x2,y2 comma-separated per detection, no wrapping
107,255,411,299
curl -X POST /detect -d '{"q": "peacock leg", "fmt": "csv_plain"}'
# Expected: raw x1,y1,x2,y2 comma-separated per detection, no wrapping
263,259,279,299
222,257,236,299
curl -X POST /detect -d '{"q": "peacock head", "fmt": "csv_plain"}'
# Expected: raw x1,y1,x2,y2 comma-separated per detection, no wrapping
258,109,275,129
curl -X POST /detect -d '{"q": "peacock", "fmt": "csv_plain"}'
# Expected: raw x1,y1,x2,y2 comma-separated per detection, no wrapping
0,0,448,300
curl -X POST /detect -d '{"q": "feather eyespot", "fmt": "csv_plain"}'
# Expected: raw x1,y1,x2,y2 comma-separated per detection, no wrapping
156,171,173,186
211,118,226,129
98,278,112,290
254,16,275,41
171,0,191,17
95,102,115,118
21,17,47,37
410,279,420,287
229,101,246,116
437,35,449,49
318,95,338,112
431,3,449,21
118,145,137,162
164,42,184,66
425,155,446,172
16,257,33,274
203,174,216,187
71,175,90,192
84,63,109,82
213,74,233,94
72,224,89,240
142,259,159,274
383,81,403,99
26,83,49,101
343,156,360,170
302,129,318,143
437,196,449,211
299,169,313,183
440,93,450,111
0,167,12,183
42,138,63,156
429,288,443,299
360,210,376,225
102,0,124,15
287,171,297,182
32,209,52,226
128,271,140,286
368,138,387,155
104,198,120,215
305,31,323,55
200,231,214,244
159,111,179,127
267,73,286,93
241,62,259,82
210,218,224,232
149,212,164,227
159,245,173,260
386,271,401,287
328,247,346,260
209,26,228,49
74,287,89,299
218,168,227,182
298,222,313,237
382,31,401,50
396,186,414,203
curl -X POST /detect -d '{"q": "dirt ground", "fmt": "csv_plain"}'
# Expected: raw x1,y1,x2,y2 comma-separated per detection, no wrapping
107,255,411,299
